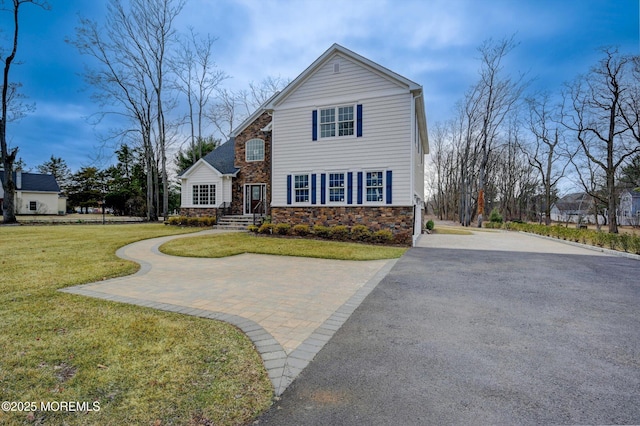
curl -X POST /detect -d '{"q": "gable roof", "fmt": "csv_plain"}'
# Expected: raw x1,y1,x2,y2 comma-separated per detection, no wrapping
178,138,238,177
553,192,594,213
265,43,429,154
267,43,422,109
0,171,60,192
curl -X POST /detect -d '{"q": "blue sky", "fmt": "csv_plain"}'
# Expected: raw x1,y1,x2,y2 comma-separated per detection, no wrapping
1,0,638,172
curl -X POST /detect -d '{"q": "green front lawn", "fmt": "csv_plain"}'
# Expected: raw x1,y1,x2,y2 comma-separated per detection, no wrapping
0,225,272,425
160,232,408,260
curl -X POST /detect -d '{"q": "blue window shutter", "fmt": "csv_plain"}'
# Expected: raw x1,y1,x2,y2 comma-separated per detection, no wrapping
286,175,292,204
320,173,326,204
312,110,318,141
357,172,363,204
356,104,363,137
347,172,353,204
386,170,392,204
311,174,317,205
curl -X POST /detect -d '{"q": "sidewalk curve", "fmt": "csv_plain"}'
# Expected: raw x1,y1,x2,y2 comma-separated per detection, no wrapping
60,230,395,395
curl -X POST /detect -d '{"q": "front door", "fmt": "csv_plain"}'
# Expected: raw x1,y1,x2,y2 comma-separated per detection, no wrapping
244,184,266,215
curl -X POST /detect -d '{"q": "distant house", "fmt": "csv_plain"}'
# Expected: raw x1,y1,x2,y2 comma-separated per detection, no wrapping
618,189,640,226
550,192,605,224
0,171,65,215
179,44,429,245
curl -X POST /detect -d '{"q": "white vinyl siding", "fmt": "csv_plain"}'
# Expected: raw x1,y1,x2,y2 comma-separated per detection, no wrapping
272,92,412,206
179,162,231,208
281,54,404,106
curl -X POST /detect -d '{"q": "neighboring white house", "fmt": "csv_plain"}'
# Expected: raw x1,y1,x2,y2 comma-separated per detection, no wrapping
618,189,640,226
179,44,429,245
550,192,605,224
0,171,64,215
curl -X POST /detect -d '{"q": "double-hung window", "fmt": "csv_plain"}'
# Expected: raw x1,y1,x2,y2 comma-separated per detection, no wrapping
329,173,345,202
366,172,384,202
320,105,354,138
193,184,216,205
294,175,309,203
246,138,264,162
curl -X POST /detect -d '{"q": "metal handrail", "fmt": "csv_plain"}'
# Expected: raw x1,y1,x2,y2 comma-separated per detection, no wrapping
252,200,264,225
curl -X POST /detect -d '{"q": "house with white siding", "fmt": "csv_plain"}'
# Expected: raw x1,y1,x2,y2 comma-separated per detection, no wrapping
0,171,64,215
180,44,428,245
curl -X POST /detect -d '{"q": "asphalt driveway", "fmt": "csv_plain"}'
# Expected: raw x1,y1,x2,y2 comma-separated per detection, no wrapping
257,230,640,425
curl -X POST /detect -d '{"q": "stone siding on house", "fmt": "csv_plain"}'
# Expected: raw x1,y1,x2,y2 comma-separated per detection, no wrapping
179,207,218,217
232,112,273,216
271,205,416,245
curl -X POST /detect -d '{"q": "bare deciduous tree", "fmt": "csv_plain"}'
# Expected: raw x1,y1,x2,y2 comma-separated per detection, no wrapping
1,0,48,223
562,47,640,233
472,36,527,227
171,28,227,163
72,0,185,221
208,76,289,141
524,93,573,224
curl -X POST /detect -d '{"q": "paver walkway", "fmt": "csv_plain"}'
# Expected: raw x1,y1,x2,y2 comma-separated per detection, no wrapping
61,230,395,395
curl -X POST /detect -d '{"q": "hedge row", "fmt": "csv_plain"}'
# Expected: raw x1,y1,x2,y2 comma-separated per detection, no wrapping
166,216,217,227
485,221,640,254
248,223,405,245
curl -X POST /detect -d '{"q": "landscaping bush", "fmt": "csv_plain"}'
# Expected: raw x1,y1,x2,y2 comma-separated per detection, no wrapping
593,231,607,247
274,223,291,235
167,216,182,225
312,225,331,238
631,235,640,255
425,220,434,231
619,233,631,252
351,224,372,242
258,223,274,234
330,225,350,240
372,229,393,243
605,233,619,250
199,216,216,227
489,207,503,224
393,231,411,245
187,217,201,227
247,224,259,233
292,224,311,236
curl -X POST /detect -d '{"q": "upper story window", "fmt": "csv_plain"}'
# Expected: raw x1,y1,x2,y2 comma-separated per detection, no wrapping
313,104,362,141
320,105,354,138
246,138,265,162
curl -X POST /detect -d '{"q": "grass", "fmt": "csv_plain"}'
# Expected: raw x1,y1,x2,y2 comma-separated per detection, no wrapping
431,227,474,235
160,232,408,260
0,224,273,426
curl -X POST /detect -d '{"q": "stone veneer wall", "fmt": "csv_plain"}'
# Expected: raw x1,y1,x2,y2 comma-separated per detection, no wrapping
271,205,415,245
180,207,218,217
232,112,273,216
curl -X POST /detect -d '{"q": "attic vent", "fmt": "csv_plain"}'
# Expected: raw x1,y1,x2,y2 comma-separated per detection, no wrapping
333,62,340,73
